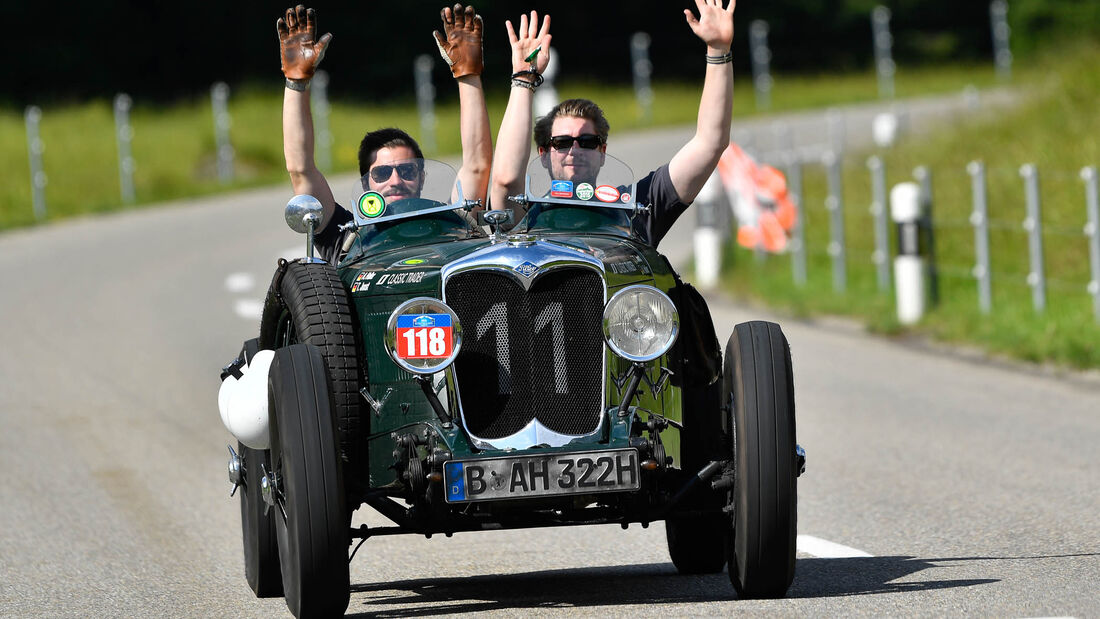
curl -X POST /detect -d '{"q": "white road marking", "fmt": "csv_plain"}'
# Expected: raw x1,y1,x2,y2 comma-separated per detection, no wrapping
224,272,255,293
234,299,264,320
796,535,873,558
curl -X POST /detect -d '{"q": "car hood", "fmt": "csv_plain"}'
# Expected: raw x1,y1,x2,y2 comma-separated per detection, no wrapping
340,233,671,298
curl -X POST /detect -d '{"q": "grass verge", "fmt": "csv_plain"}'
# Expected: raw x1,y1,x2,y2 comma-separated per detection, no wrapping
720,41,1100,369
0,61,1009,231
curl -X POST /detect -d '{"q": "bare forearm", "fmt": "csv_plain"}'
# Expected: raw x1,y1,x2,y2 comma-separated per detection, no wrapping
283,87,317,179
669,52,734,203
282,84,335,221
489,86,535,209
456,75,492,203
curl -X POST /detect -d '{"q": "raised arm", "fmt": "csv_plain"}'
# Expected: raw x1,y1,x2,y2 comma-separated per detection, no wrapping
278,5,337,228
489,11,551,213
667,0,736,204
434,4,492,206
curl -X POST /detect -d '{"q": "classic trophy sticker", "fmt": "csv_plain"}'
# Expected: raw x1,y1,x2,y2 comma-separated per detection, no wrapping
550,180,574,198
575,183,595,201
358,191,386,218
395,313,454,359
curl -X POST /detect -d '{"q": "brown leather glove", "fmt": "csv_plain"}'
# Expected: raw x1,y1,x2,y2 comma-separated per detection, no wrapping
277,5,332,81
433,4,484,78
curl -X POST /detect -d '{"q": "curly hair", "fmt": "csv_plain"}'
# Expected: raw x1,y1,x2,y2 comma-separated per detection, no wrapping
533,98,611,149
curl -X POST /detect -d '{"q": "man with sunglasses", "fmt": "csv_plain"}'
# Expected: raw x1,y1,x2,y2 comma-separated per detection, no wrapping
490,1,736,248
279,4,492,264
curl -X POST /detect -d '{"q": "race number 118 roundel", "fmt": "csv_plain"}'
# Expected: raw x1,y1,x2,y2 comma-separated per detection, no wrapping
384,297,463,374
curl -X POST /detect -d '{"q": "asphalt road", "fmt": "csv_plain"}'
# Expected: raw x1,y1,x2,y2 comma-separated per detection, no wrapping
2,94,1097,617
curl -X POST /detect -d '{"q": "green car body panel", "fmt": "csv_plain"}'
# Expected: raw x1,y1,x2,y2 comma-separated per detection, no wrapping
336,207,685,489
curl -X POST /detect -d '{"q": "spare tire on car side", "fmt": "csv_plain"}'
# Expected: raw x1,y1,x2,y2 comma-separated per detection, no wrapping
236,338,283,598
259,260,364,491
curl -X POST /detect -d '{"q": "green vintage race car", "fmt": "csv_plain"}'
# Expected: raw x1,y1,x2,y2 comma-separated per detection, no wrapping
218,155,804,617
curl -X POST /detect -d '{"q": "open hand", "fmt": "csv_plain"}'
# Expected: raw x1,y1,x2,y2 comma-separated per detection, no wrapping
505,11,551,75
684,0,735,52
433,4,485,78
277,5,332,81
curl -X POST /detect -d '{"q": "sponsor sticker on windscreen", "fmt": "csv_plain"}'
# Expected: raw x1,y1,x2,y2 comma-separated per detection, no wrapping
550,180,574,198
395,313,454,359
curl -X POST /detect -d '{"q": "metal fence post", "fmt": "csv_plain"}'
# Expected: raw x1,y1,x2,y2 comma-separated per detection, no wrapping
968,161,993,314
749,20,773,111
113,94,136,205
824,150,847,293
787,158,807,287
24,106,47,221
630,33,654,123
990,0,1013,82
211,82,234,184
1081,166,1100,324
1019,164,1046,313
868,156,891,291
826,108,846,156
312,70,332,173
914,166,939,306
871,6,896,99
414,55,437,152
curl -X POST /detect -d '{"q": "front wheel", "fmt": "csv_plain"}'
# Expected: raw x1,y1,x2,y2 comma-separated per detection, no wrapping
268,344,350,618
723,321,797,598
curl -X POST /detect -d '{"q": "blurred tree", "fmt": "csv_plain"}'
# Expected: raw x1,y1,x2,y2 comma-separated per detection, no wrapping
3,0,1096,107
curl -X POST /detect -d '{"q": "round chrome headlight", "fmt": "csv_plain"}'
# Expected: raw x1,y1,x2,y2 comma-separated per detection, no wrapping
385,297,463,375
603,285,679,362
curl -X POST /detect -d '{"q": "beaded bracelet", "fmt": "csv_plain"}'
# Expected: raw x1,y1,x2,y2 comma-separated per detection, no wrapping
510,69,544,88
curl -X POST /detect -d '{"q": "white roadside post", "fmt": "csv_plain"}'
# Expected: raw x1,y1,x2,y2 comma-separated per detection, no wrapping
113,93,136,205
414,55,437,153
211,82,234,185
693,170,726,290
533,47,559,119
24,105,47,221
891,182,925,324
630,34,653,123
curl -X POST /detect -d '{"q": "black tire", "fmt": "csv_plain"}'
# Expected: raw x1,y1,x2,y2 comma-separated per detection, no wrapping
260,261,363,490
268,344,350,618
665,513,727,574
723,321,797,598
238,338,283,598
666,380,727,574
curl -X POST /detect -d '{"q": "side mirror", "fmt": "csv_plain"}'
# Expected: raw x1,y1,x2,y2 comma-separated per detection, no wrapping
285,194,324,234
285,195,325,261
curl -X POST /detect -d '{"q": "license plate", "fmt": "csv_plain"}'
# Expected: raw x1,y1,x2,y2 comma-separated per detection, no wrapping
443,449,640,503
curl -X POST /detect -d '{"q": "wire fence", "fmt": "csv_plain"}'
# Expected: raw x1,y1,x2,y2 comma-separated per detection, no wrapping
726,147,1100,325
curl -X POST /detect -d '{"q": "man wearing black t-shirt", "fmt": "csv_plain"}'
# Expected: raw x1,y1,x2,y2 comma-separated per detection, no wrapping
489,1,737,247
278,4,493,264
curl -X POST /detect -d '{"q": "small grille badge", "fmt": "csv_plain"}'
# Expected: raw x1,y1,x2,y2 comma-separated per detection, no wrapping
513,261,540,278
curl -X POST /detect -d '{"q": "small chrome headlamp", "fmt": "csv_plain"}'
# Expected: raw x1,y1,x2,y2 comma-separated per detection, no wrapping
602,285,679,362
385,297,463,375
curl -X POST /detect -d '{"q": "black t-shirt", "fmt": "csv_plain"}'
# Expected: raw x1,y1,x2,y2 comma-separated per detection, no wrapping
630,163,690,248
313,204,354,265
313,164,689,263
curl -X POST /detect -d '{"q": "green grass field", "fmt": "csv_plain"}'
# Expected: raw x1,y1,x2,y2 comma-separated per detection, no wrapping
0,61,1008,231
720,42,1100,368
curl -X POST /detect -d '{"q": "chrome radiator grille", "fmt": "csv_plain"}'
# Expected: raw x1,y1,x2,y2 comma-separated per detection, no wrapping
445,267,605,440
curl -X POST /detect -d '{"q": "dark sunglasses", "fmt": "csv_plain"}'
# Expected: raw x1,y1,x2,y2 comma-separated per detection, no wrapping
546,134,604,152
369,163,419,183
